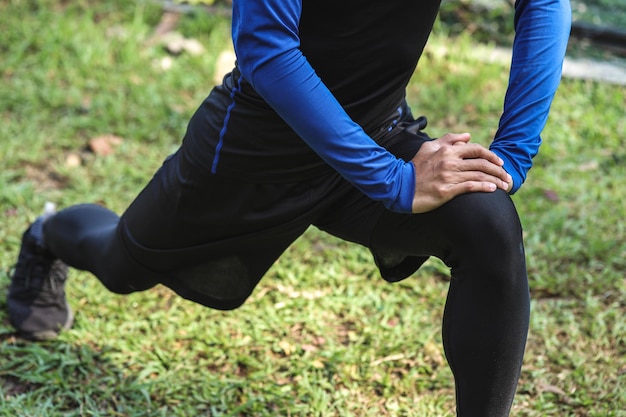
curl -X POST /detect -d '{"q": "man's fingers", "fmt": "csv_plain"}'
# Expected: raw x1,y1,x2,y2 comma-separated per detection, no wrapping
410,132,513,213
452,142,504,166
437,132,472,145
456,170,510,191
431,135,504,167
434,164,508,192
455,158,512,187
412,179,500,213
449,180,498,194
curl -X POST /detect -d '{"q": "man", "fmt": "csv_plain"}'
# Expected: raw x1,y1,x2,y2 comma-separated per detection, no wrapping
7,0,570,415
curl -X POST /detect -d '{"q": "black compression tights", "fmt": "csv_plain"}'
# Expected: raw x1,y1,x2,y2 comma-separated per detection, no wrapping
43,190,528,416
43,204,159,294
371,190,530,416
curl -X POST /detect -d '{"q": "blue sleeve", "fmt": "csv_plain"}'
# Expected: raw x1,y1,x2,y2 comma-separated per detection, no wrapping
231,0,415,213
489,0,571,193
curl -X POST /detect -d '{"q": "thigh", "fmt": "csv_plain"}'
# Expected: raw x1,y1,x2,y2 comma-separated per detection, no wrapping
370,189,524,281
122,151,311,256
317,181,522,282
314,118,435,281
314,117,432,241
119,151,342,309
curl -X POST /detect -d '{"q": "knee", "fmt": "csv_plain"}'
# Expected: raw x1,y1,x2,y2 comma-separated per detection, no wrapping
441,191,528,296
454,190,520,238
443,190,524,264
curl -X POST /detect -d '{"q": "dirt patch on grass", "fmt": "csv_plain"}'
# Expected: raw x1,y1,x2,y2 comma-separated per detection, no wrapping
21,162,70,191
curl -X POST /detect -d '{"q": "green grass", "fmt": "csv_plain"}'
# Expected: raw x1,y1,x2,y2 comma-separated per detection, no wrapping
571,0,626,30
1,1,625,416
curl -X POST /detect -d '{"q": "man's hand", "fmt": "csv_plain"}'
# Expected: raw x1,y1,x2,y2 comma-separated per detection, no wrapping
410,133,512,213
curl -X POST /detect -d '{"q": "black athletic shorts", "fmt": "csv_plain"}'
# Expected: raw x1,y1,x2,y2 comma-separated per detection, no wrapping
119,102,430,310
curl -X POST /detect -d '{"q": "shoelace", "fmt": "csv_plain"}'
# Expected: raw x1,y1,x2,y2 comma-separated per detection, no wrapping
11,248,60,294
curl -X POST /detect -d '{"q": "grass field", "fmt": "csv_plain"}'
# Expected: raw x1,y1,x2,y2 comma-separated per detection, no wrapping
1,1,625,416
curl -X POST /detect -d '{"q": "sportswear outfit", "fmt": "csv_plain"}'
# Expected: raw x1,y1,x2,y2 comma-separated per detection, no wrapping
9,0,571,415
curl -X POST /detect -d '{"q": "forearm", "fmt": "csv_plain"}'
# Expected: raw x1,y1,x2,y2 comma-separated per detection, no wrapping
232,0,415,212
246,53,414,212
490,0,571,193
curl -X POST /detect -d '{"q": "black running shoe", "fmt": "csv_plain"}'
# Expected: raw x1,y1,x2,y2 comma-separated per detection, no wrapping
7,206,74,340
